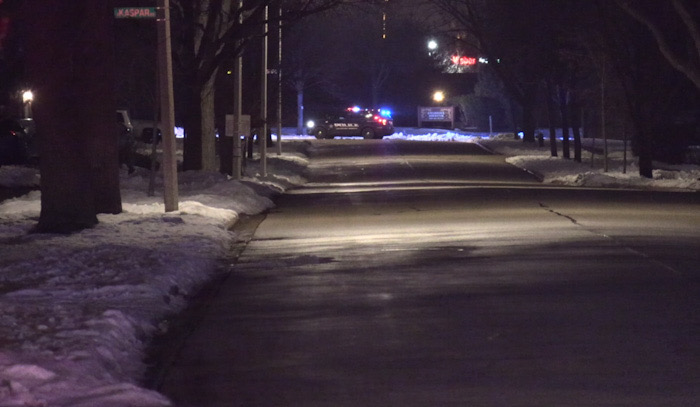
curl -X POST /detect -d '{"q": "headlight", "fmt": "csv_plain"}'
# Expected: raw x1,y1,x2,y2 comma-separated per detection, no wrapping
306,120,315,128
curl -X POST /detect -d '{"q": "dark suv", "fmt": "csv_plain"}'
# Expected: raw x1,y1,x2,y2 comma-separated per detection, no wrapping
307,107,394,139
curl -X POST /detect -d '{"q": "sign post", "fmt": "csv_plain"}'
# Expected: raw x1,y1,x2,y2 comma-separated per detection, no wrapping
232,0,244,179
157,0,178,211
114,3,177,212
260,5,268,177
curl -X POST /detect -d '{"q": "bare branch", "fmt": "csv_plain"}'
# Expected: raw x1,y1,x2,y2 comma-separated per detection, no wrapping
616,0,700,90
672,0,700,59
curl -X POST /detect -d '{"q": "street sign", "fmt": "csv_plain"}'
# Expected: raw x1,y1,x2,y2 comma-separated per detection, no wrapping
114,7,157,19
417,106,455,129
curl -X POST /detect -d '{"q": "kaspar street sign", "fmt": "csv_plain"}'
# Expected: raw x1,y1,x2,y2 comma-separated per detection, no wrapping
114,7,157,19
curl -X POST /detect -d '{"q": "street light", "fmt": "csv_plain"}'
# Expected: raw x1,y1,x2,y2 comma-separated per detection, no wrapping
21,90,33,118
427,39,437,56
432,90,445,103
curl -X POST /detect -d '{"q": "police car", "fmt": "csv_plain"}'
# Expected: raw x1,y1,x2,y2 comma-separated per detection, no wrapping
306,106,394,139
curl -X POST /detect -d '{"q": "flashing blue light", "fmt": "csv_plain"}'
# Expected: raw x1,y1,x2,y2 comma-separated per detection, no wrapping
379,108,392,118
349,106,361,113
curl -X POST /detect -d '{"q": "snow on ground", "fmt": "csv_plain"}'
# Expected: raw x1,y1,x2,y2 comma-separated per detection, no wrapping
1,129,698,406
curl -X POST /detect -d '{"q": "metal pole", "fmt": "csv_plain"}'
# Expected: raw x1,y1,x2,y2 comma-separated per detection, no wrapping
158,0,178,211
602,55,608,173
622,121,628,174
260,5,268,176
232,0,243,179
276,4,282,155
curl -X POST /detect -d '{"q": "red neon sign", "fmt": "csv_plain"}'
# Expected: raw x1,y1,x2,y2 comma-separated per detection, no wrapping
451,55,477,66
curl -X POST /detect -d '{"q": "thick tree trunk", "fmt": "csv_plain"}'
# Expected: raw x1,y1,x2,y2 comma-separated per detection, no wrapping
522,102,536,143
179,0,202,172
183,82,203,171
637,128,654,178
26,0,120,233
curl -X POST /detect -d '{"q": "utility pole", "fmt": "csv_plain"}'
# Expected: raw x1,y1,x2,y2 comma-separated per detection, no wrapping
602,54,608,173
276,3,283,155
158,0,178,211
232,0,243,179
260,5,268,176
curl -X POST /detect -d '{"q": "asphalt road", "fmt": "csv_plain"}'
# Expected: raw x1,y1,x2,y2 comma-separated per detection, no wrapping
159,139,700,406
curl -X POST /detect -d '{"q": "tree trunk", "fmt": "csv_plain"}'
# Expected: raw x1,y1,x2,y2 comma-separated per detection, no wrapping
545,80,558,157
571,104,582,163
508,98,519,139
183,82,203,171
522,102,536,143
201,69,218,171
559,87,571,159
25,0,120,233
637,127,654,178
179,0,202,172
296,85,304,135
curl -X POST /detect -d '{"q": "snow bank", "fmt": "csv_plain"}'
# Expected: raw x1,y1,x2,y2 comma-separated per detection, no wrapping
0,151,309,407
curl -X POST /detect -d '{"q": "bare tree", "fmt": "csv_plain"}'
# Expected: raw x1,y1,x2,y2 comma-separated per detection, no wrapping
283,11,345,134
594,0,693,177
171,0,346,171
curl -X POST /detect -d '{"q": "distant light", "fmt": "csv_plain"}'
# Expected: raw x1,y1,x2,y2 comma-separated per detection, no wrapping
22,90,33,103
348,106,361,113
306,120,315,128
427,39,438,50
478,57,488,64
432,91,445,103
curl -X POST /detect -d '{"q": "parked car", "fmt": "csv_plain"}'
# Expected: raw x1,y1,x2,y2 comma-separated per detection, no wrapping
306,106,394,139
0,117,35,166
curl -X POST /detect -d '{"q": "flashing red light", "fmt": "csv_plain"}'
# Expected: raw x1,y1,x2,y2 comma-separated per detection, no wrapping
373,115,387,125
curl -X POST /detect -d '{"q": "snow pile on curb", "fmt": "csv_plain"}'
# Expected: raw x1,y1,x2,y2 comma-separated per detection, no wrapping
0,148,309,407
478,133,700,191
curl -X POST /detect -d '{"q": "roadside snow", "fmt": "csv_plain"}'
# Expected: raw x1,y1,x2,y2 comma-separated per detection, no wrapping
476,132,700,191
1,130,698,406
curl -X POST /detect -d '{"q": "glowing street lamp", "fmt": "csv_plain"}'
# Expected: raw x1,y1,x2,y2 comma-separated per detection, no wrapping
22,90,33,103
21,90,33,118
432,90,445,103
427,39,438,56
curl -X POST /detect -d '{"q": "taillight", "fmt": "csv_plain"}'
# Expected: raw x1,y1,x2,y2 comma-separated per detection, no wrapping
373,115,387,125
